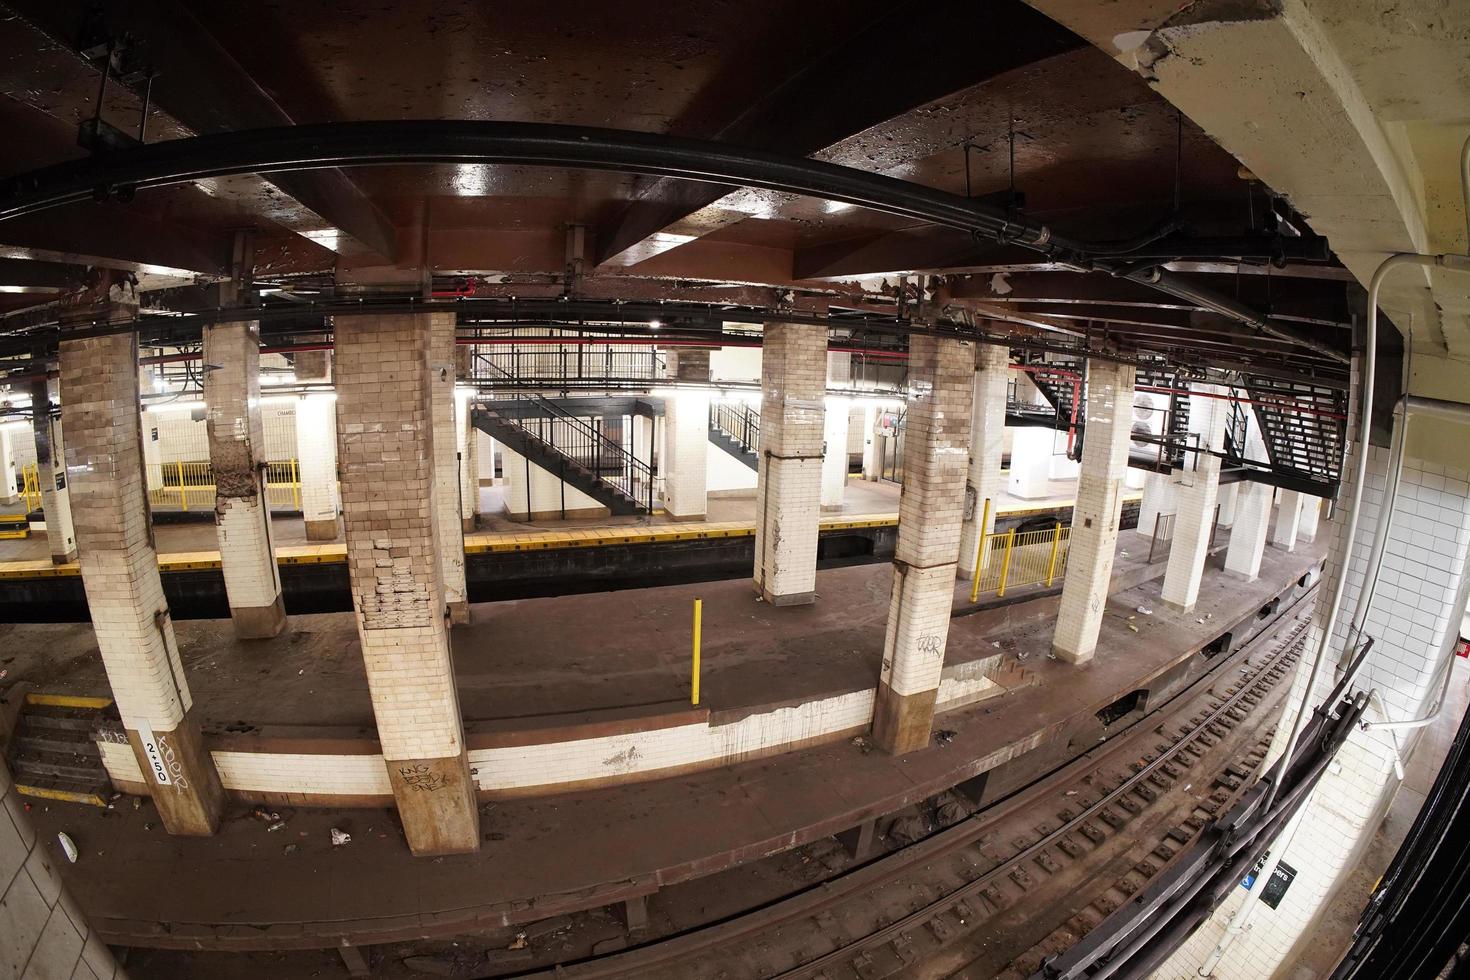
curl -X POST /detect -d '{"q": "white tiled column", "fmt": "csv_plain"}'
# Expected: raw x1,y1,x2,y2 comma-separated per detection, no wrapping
59,289,224,836
1272,488,1305,551
821,351,851,510
1298,493,1322,542
1224,481,1274,580
0,428,16,504
861,403,881,481
821,398,850,510
1161,383,1229,612
957,343,1010,580
429,313,469,624
1051,359,1137,664
872,335,973,755
294,393,341,540
0,759,127,979
753,323,826,605
1135,471,1179,540
1216,480,1239,527
202,321,286,639
1007,426,1055,499
456,391,479,531
29,378,76,563
336,312,478,856
662,349,711,521
1159,442,1470,979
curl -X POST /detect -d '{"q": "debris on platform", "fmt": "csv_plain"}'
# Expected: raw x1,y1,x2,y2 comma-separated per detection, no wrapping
1128,624,1140,632
57,832,78,863
508,932,528,950
934,729,958,745
1136,605,1153,615
331,827,352,846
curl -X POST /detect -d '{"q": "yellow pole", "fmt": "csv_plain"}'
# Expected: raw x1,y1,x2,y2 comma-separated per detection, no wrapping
291,459,301,511
691,598,703,706
997,529,1017,597
1045,521,1063,586
176,460,187,511
968,496,994,603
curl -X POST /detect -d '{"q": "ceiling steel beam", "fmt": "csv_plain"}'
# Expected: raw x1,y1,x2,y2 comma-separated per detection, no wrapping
592,0,1083,267
0,120,1348,365
4,0,399,262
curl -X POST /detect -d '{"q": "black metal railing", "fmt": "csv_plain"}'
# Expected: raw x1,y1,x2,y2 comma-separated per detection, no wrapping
469,331,665,389
710,402,760,456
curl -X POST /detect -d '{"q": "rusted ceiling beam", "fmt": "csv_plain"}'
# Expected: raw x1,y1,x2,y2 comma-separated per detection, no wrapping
3,0,399,262
593,0,1083,267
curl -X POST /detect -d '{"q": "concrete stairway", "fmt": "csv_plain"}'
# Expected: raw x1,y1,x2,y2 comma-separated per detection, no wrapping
472,407,648,515
4,693,113,807
708,403,760,470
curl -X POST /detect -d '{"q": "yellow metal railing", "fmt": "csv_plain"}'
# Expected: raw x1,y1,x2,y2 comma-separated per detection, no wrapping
146,459,302,511
969,521,1071,600
19,463,41,512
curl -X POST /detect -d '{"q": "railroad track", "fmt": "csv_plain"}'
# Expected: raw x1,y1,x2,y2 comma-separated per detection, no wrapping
509,590,1314,980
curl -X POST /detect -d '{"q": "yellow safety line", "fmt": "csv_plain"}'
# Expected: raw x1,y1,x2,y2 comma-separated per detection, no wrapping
25,692,113,709
15,785,109,807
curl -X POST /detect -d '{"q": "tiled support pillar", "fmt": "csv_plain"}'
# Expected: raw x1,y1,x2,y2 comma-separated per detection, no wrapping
753,323,826,605
821,352,851,510
1161,383,1229,612
29,379,76,563
1157,443,1470,979
336,313,478,856
0,428,16,504
456,392,479,531
662,350,710,521
1224,481,1274,580
429,313,469,625
1272,488,1304,551
295,394,341,540
1298,493,1322,542
872,336,973,754
1,759,128,980
1007,426,1054,499
1051,360,1137,665
861,403,881,481
1216,481,1239,527
957,344,1010,581
821,399,850,510
60,322,224,835
202,322,285,639
1135,471,1179,539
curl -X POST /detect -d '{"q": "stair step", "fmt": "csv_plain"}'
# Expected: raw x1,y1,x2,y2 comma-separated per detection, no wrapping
10,748,108,783
19,709,102,734
13,730,100,757
14,776,111,808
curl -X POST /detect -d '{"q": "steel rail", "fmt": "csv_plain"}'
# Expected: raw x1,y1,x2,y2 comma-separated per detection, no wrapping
509,585,1315,980
0,121,1347,364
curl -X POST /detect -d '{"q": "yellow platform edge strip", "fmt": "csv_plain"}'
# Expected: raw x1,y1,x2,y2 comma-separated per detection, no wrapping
25,693,114,709
15,785,108,807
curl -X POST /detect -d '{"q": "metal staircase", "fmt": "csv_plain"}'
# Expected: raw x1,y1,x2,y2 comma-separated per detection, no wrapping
1242,374,1348,496
473,405,653,515
708,403,760,470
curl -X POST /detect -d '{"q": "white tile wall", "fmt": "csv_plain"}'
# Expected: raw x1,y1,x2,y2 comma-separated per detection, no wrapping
664,390,711,519
1136,471,1179,539
1007,427,1056,499
1165,441,1470,979
295,394,340,525
821,398,851,508
1225,481,1273,580
1272,488,1304,550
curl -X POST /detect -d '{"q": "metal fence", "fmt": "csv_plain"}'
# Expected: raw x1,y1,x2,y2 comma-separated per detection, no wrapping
145,459,304,512
710,402,760,455
469,332,665,388
969,522,1072,600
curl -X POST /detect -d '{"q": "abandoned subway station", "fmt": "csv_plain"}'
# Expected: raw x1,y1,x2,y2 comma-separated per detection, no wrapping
0,3,1468,979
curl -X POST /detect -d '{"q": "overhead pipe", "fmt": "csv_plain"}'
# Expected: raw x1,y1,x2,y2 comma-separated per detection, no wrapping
0,120,1347,364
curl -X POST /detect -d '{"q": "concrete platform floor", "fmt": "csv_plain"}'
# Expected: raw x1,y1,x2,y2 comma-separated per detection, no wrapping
10,542,1321,952
2,515,1218,731
0,475,1122,566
